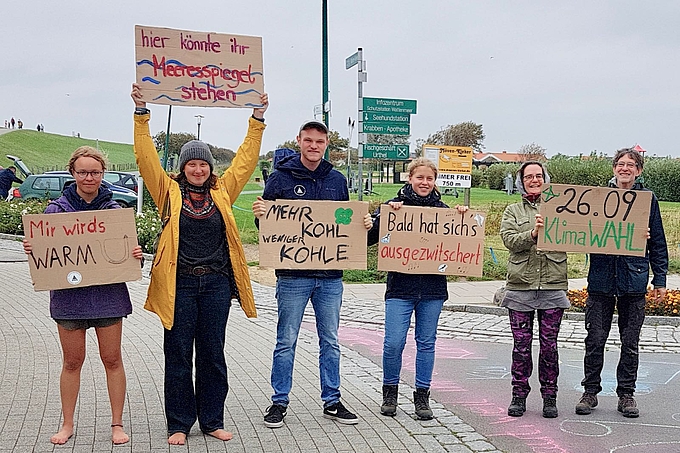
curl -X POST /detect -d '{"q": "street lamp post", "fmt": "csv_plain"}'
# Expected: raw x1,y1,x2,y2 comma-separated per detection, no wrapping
195,114,204,140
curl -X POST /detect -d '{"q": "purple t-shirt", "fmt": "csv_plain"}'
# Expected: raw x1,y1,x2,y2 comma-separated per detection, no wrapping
45,196,133,320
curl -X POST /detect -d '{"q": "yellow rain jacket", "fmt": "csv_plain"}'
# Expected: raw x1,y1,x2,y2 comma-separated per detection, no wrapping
133,113,265,329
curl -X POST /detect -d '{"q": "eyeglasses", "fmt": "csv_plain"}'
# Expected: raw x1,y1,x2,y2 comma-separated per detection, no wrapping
522,174,544,182
74,170,104,179
615,162,638,169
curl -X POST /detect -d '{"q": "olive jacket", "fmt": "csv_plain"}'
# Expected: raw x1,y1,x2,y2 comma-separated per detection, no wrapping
133,113,265,329
500,198,568,291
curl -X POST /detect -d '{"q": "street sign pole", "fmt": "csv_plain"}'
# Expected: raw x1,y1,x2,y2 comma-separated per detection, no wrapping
357,48,365,201
346,48,366,201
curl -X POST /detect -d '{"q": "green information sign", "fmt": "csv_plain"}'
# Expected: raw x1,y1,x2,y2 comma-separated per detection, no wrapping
363,111,410,123
364,144,410,159
363,97,417,114
363,122,410,135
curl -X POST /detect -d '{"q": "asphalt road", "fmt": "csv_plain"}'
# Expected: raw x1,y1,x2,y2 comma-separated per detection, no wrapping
339,326,680,453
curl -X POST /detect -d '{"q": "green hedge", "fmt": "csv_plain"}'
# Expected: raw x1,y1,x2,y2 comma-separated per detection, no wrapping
478,156,680,202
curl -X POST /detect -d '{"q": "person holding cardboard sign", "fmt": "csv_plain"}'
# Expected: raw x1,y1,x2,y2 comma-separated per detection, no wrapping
22,146,144,445
576,147,668,418
366,157,462,420
253,120,371,429
500,161,570,419
131,83,268,445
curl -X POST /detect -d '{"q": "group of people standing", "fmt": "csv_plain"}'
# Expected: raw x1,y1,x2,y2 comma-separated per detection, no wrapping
4,117,22,129
19,82,668,447
500,152,667,419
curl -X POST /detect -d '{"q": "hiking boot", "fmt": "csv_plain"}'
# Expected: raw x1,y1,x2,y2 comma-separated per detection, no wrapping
618,395,639,418
414,388,433,420
264,404,287,428
508,396,526,417
380,385,398,416
323,401,359,425
575,392,598,415
543,397,558,418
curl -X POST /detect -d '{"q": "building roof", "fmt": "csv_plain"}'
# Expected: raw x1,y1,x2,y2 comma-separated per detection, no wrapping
473,151,524,163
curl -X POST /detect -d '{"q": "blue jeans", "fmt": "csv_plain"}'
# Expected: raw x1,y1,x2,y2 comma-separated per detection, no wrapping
383,297,445,389
164,272,232,434
271,276,343,407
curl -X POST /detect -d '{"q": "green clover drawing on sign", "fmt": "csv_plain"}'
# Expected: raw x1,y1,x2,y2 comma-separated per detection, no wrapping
335,208,353,225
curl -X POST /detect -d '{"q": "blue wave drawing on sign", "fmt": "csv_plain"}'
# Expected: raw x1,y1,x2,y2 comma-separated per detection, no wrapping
234,89,261,95
153,94,186,103
136,59,186,67
141,77,160,85
245,103,265,107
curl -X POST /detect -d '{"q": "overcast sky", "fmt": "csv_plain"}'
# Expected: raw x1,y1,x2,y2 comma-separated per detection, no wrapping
3,1,680,157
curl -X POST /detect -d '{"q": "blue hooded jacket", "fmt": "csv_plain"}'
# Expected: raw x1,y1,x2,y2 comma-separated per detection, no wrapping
260,153,349,278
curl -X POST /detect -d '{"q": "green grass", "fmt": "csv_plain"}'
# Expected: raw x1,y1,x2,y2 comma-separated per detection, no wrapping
0,130,137,172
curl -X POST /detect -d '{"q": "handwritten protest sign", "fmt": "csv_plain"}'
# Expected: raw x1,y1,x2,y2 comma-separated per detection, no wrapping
538,183,651,256
422,145,474,188
134,25,264,108
377,205,486,277
258,200,368,270
22,209,141,291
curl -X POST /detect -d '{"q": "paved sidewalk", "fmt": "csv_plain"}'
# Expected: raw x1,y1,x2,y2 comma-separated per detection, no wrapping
2,235,680,452
0,239,502,453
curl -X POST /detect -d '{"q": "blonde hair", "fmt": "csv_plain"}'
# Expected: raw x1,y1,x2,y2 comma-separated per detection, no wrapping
67,146,108,174
407,157,438,178
407,157,440,194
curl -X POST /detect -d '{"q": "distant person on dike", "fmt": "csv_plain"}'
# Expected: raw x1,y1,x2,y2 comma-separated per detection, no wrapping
0,166,23,199
575,147,668,418
131,83,268,445
10,117,15,129
500,161,569,419
252,120,372,429
367,157,467,420
22,146,144,445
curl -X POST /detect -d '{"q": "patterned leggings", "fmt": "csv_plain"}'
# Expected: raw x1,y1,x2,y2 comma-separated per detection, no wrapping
509,308,564,398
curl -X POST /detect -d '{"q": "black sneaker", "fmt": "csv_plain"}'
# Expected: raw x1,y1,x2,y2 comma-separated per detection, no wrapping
617,395,639,418
323,401,359,425
575,392,598,415
264,404,287,428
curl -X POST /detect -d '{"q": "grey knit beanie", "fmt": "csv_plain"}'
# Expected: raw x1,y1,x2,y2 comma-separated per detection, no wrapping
178,140,214,173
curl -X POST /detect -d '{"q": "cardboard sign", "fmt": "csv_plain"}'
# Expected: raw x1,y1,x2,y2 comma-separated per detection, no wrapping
422,144,474,188
377,205,486,277
23,209,141,291
258,200,368,270
134,25,264,108
538,183,652,256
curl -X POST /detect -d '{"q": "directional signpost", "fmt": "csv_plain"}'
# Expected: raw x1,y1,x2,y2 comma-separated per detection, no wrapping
362,97,417,159
364,144,410,159
363,97,417,114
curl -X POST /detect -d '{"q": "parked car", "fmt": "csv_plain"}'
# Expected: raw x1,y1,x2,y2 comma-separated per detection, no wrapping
103,171,139,193
9,172,138,208
4,155,31,178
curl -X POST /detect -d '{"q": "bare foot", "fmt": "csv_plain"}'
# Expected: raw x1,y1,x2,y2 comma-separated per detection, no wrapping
206,429,233,441
50,425,74,445
111,425,129,445
168,432,187,445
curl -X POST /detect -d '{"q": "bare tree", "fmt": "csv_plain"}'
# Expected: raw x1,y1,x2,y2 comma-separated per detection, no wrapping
518,142,547,162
